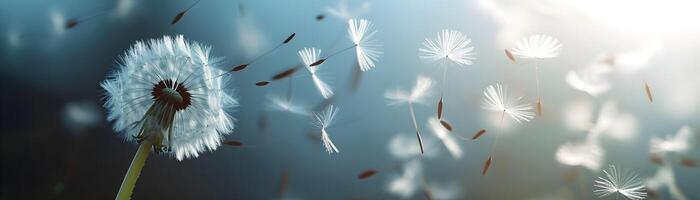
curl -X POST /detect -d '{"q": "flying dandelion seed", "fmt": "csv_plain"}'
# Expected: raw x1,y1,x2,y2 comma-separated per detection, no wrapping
349,19,381,71
566,70,610,96
101,35,237,199
555,137,604,172
266,94,309,116
388,133,439,159
324,1,370,21
313,105,340,154
594,165,647,200
386,159,423,199
646,157,688,200
419,29,476,67
427,117,462,159
481,84,535,124
419,29,476,120
386,76,433,154
480,83,534,175
650,126,695,154
298,47,334,99
509,34,562,116
310,19,381,71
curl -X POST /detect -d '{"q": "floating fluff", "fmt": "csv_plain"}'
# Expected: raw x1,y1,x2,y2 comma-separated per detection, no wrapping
298,47,334,99
102,35,237,160
594,165,647,200
419,29,476,66
348,18,381,71
481,83,535,123
509,34,562,59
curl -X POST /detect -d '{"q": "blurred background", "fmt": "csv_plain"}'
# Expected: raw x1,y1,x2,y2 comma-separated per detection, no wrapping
1,0,699,199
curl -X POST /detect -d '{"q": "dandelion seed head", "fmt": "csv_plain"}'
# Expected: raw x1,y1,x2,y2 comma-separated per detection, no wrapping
348,18,382,71
480,83,535,124
419,29,476,67
299,47,334,99
101,35,237,161
593,165,647,200
509,34,562,59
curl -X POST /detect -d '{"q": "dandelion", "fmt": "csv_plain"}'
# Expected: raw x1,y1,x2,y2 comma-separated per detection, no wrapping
313,105,340,154
386,76,433,154
310,19,381,72
101,35,236,199
593,165,647,200
298,48,334,99
509,34,562,116
427,117,462,159
480,83,534,175
650,126,695,154
419,29,476,120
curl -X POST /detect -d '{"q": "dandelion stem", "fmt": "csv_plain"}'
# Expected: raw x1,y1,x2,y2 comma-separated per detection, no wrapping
408,103,420,135
116,142,151,200
286,76,293,102
534,61,542,116
488,111,506,163
408,103,424,154
322,44,357,62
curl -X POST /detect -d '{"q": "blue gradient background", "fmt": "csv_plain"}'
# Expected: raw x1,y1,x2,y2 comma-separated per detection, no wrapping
1,0,699,199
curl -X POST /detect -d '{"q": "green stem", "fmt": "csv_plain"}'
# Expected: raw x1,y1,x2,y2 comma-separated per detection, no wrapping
116,142,151,200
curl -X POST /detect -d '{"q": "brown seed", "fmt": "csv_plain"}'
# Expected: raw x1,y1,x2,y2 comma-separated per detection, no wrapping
232,64,248,72
283,33,296,44
439,120,452,131
224,140,243,147
505,49,516,63
472,129,486,140
645,82,654,103
171,12,185,25
256,81,270,86
309,59,325,66
680,158,697,167
416,131,424,155
357,169,378,179
66,19,79,29
437,97,443,119
536,100,543,116
271,67,298,80
482,156,492,175
650,154,664,165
